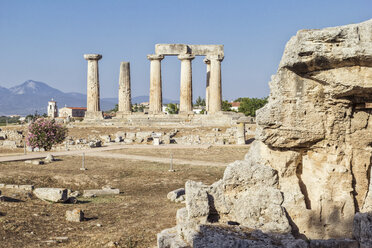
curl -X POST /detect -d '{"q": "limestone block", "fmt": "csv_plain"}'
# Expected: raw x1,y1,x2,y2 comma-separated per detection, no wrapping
3,140,16,148
162,134,171,144
167,188,185,202
157,227,189,248
33,188,68,203
126,132,136,140
82,188,120,197
123,138,133,144
223,160,278,187
353,212,372,248
185,181,210,220
115,131,126,139
32,160,44,165
45,154,55,163
309,239,358,248
191,226,307,248
19,185,34,191
155,44,224,56
66,209,84,222
100,135,111,143
136,131,152,140
153,137,160,146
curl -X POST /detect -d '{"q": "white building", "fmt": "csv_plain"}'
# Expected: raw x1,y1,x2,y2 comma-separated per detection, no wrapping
59,107,87,118
47,99,58,118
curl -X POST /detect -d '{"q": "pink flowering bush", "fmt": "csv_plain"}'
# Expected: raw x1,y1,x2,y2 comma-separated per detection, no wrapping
26,118,67,151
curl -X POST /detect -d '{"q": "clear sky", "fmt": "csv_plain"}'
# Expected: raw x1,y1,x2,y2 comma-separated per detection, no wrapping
0,0,371,101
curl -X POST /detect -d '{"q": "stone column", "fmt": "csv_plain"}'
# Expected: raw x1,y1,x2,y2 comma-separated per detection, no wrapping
178,54,195,114
147,54,164,114
203,58,211,113
237,122,246,145
117,62,131,115
84,54,103,120
208,54,224,114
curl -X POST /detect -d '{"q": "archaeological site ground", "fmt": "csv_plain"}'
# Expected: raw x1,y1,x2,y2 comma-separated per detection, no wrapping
2,18,372,248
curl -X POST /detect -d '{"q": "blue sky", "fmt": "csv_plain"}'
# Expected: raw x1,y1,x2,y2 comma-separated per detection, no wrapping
0,0,371,101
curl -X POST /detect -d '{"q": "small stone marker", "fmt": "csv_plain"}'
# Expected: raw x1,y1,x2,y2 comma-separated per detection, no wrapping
169,153,175,172
65,209,84,222
80,153,87,170
152,132,161,146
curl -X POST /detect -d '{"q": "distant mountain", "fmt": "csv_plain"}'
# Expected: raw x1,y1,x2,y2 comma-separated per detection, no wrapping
9,80,63,95
0,80,177,116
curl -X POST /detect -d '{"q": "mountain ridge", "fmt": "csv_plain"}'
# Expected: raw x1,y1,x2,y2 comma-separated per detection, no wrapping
0,80,177,116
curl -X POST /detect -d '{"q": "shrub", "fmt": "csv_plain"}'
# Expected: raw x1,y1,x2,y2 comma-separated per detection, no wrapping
236,97,268,117
26,118,68,151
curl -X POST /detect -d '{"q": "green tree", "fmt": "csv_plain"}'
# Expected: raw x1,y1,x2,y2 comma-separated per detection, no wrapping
222,100,232,111
237,97,268,116
110,104,119,112
166,103,179,114
195,96,206,107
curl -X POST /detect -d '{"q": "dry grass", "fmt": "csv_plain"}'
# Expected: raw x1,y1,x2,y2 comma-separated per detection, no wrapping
0,154,230,248
110,146,251,164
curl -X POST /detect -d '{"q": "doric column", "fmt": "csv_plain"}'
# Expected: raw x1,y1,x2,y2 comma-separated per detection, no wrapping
236,122,246,145
208,54,224,114
203,58,211,113
117,62,131,115
84,54,103,120
178,54,195,114
147,54,164,114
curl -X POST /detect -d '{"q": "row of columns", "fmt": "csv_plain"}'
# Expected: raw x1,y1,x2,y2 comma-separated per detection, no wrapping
84,54,131,120
83,52,223,119
147,53,224,114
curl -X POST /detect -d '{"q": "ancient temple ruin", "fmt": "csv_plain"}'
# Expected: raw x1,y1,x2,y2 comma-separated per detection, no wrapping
147,44,224,114
157,19,372,248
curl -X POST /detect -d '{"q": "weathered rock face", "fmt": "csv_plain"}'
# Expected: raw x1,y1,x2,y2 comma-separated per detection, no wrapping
157,19,372,247
256,18,372,239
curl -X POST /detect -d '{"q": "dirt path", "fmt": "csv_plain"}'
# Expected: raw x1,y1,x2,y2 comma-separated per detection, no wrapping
0,144,212,162
83,152,227,167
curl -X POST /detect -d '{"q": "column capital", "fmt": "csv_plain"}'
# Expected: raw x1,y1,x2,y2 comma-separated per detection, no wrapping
206,54,224,62
84,54,102,60
147,54,164,61
178,54,195,61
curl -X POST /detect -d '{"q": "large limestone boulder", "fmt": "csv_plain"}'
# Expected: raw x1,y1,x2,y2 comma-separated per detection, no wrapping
158,19,372,247
33,188,68,203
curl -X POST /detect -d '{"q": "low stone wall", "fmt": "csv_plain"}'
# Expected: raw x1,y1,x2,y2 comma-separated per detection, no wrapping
0,128,24,148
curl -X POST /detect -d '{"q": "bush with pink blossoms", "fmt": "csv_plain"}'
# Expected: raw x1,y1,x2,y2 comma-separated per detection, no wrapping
26,118,68,151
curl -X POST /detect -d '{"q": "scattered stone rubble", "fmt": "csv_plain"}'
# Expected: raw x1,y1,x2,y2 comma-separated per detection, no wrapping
0,129,23,148
0,124,254,151
157,19,372,247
